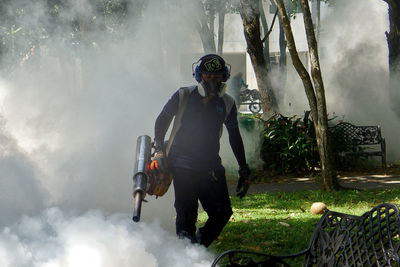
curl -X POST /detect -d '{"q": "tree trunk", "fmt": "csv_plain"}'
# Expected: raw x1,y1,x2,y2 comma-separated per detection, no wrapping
311,0,321,41
316,0,321,41
275,0,339,191
209,9,215,45
278,16,287,94
217,6,226,55
383,0,400,117
260,2,286,107
384,0,400,77
190,0,216,53
259,0,270,62
240,0,278,114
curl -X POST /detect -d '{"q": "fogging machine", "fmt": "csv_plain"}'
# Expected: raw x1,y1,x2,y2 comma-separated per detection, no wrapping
132,135,172,222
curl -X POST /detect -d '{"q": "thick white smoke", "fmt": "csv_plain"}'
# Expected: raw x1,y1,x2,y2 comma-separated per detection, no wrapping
283,0,400,162
0,0,398,265
0,112,48,227
0,0,213,265
0,208,213,267
320,0,400,162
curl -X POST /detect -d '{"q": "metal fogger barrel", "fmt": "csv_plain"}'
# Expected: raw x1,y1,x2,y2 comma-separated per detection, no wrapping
132,135,151,222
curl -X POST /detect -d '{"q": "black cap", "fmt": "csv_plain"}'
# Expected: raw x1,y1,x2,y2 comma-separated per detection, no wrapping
198,54,226,74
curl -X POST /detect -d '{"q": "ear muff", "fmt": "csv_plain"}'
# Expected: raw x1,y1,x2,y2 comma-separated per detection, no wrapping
192,54,231,82
194,65,202,83
222,65,230,82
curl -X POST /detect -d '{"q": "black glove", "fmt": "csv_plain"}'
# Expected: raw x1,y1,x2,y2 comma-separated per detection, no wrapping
150,152,167,174
236,164,251,198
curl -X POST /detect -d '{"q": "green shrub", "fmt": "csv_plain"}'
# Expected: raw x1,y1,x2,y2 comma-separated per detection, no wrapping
258,112,317,174
251,112,368,176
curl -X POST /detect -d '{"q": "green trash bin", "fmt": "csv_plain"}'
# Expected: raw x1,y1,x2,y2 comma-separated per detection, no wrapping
239,116,255,131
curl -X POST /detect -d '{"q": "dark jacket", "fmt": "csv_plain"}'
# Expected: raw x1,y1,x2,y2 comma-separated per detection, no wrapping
154,86,246,171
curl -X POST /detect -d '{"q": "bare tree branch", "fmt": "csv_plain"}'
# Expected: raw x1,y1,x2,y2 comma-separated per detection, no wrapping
261,9,278,43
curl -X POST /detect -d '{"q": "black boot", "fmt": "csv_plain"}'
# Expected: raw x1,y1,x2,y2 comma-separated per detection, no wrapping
195,230,203,246
177,230,197,244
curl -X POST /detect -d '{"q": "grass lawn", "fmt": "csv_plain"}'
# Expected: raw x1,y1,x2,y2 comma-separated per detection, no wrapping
198,187,400,265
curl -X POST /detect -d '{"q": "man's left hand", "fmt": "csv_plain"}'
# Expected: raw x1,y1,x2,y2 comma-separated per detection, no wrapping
236,164,251,198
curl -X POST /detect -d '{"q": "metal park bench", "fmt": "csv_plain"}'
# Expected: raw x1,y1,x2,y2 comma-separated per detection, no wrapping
211,203,400,266
329,122,387,174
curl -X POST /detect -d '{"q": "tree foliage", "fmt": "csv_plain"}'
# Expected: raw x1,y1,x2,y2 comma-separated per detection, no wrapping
0,0,146,73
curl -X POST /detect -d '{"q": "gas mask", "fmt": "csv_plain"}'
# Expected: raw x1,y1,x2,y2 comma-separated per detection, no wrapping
198,80,227,98
202,80,222,95
192,54,231,98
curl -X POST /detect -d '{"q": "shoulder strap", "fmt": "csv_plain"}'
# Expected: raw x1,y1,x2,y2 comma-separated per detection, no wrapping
165,87,191,156
222,94,235,121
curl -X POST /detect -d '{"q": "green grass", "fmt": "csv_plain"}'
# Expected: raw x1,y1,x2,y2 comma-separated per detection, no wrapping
198,188,400,264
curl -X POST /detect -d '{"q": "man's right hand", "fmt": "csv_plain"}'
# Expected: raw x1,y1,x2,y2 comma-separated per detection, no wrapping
150,152,167,174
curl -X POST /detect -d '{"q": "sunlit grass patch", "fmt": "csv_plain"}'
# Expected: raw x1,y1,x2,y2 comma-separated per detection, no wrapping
199,187,400,265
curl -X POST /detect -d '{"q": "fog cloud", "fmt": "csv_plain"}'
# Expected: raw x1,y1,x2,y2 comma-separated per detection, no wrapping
0,0,398,265
0,208,213,267
283,0,399,162
0,0,214,265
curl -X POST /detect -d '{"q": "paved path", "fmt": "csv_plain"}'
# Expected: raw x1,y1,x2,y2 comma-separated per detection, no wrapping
227,173,400,196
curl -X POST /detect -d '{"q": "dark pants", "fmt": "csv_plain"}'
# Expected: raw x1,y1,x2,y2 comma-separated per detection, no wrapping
172,167,233,247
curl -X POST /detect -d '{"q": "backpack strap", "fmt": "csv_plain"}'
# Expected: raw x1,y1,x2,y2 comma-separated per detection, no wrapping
219,94,235,139
165,87,192,156
222,94,235,121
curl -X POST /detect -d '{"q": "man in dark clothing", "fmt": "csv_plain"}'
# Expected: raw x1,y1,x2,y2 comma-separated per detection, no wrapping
152,54,251,247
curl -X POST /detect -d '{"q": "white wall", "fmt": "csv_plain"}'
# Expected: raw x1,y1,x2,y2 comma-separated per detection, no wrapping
202,1,312,90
